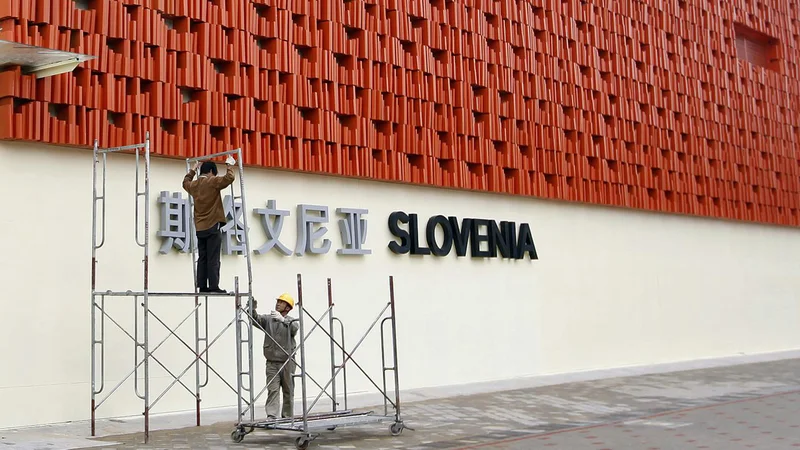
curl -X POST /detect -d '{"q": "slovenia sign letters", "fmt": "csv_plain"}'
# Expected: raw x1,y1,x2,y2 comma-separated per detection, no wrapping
387,212,538,260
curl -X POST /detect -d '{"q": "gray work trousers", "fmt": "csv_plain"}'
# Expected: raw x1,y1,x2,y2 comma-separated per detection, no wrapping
265,360,295,418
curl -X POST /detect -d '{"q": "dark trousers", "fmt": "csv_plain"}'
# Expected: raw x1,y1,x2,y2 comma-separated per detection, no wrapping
196,224,222,290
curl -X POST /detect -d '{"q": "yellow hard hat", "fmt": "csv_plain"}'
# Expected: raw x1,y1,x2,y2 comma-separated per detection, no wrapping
276,293,295,309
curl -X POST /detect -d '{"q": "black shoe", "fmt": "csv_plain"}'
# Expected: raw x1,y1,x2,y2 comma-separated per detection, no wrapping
208,288,228,294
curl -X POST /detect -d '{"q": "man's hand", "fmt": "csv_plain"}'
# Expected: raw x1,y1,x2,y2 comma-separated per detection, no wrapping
226,155,236,166
270,311,284,322
193,161,201,172
251,300,258,310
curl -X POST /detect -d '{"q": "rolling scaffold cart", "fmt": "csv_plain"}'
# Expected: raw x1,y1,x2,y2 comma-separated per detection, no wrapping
230,274,411,449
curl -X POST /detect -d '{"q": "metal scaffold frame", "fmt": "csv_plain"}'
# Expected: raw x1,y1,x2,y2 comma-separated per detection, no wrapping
90,135,410,448
230,274,410,450
90,133,255,442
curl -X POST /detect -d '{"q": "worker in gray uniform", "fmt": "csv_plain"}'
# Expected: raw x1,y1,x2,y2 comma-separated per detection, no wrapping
251,293,299,419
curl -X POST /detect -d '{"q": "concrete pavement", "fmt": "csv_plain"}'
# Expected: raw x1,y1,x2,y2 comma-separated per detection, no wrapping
57,357,800,450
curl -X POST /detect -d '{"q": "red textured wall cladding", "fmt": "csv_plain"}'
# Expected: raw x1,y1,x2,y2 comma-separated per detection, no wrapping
1,0,799,226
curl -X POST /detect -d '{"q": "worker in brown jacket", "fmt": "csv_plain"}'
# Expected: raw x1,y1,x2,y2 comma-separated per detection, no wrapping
183,156,236,293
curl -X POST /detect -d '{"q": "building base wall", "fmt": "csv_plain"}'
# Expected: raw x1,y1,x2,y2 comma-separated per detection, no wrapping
1,141,799,428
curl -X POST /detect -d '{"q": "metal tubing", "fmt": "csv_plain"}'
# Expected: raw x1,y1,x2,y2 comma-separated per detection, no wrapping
194,293,201,426
241,306,333,416
94,291,236,297
185,157,202,427
100,153,107,248
149,315,238,411
381,317,390,416
93,295,106,396
246,295,255,422
143,307,241,399
245,353,335,417
186,149,241,162
143,134,151,276
235,149,254,318
150,310,241,396
90,139,98,439
186,157,198,295
134,148,144,247
232,149,256,420
98,142,148,153
297,274,310,436
239,292,255,420
92,151,108,251
95,302,202,410
127,303,200,348
90,294,97,436
91,139,99,247
296,356,337,403
200,299,210,388
245,357,336,416
304,309,395,410
106,307,144,405
327,279,337,412
235,278,244,422
134,296,144,400
388,276,402,423
333,318,348,410
91,139,257,442
90,399,95,437
306,302,391,413
143,132,152,443
146,310,229,397
147,354,196,398
96,368,142,410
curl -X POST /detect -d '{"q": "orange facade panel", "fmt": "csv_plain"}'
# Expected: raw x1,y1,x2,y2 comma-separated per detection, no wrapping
1,0,799,226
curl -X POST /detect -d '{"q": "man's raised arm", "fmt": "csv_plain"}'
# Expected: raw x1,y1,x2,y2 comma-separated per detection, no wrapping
212,160,236,190
183,162,201,193
248,299,269,331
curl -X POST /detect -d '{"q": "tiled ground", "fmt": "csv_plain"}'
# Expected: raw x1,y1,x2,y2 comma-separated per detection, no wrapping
78,358,800,450
452,391,800,450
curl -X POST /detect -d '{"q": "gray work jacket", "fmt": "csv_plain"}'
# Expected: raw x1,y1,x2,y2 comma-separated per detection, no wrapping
252,311,299,362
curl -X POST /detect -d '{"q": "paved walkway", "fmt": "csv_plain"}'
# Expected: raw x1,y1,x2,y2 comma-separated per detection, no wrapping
68,358,800,450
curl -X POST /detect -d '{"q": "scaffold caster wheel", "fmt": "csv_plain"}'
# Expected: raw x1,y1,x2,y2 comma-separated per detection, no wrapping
230,429,245,443
295,436,311,449
390,422,404,436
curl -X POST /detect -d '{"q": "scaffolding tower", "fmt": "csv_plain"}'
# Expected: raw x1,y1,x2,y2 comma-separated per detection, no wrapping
90,133,256,442
231,274,409,450
90,135,409,448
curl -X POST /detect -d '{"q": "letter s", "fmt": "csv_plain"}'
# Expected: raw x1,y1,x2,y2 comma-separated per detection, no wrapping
388,211,410,254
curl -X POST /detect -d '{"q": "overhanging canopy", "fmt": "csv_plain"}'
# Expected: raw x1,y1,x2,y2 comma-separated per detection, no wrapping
0,40,95,78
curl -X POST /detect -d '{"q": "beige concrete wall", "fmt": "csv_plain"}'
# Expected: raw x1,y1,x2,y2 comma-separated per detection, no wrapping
1,140,799,428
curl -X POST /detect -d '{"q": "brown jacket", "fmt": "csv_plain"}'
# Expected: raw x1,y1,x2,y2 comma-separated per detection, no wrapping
182,165,236,232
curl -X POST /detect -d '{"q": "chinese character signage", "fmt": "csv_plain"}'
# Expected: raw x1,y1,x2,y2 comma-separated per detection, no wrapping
295,205,332,255
157,192,537,260
253,200,291,256
157,193,372,257
222,195,247,255
156,191,192,254
336,208,370,255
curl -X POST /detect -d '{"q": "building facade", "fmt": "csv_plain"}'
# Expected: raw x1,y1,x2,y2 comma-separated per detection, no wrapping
1,0,799,429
